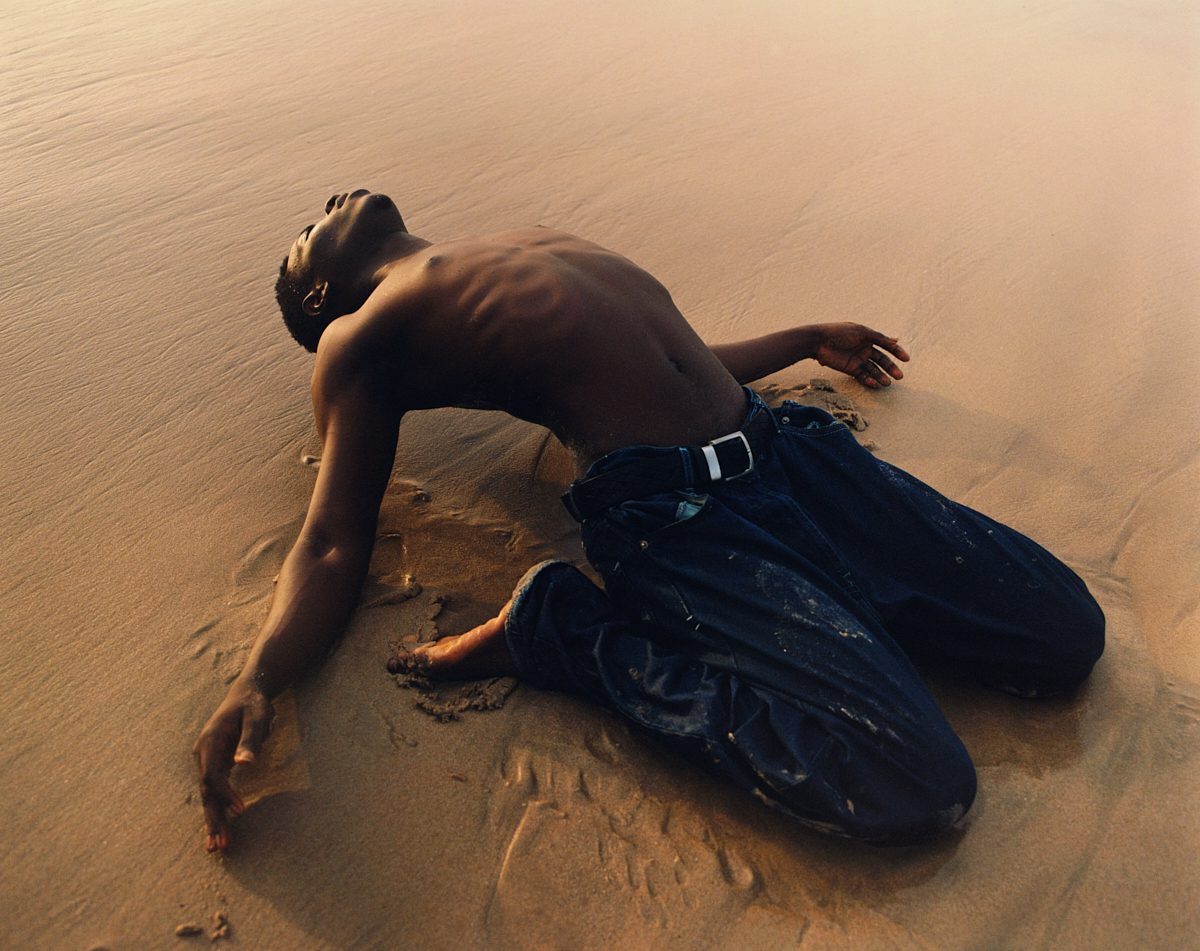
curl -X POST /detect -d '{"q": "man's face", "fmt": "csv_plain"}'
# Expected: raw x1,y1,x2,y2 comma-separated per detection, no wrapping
286,189,405,283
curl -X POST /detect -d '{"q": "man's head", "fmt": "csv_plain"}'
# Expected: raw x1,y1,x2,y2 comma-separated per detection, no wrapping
276,190,407,352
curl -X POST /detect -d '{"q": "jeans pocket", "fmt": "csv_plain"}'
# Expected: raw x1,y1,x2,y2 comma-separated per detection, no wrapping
776,403,845,435
598,490,712,548
582,492,715,634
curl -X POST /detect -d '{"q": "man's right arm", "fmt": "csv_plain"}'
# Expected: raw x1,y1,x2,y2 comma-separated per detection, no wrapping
192,363,401,852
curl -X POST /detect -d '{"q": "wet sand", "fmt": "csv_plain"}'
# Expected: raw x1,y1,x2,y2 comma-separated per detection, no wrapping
2,0,1197,948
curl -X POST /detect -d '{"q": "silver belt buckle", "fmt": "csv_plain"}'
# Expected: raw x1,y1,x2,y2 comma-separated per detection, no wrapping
701,431,753,481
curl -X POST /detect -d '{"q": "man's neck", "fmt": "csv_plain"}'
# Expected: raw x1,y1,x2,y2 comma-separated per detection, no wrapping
362,231,434,296
382,230,432,265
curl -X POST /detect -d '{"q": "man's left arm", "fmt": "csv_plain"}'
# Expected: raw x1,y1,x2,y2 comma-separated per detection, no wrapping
709,322,910,388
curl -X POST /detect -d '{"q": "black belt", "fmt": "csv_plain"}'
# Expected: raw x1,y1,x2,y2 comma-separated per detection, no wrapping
562,407,777,522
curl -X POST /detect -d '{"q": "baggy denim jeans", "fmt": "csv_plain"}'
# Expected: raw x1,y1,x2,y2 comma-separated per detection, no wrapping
505,393,1105,845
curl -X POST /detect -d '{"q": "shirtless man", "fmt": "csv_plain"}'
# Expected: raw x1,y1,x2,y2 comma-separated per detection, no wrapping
193,189,1104,852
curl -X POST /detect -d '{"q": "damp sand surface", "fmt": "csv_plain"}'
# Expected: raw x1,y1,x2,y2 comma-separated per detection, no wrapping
2,1,1199,949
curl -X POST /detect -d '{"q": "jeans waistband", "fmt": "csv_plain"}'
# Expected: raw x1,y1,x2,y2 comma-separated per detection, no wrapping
562,389,776,522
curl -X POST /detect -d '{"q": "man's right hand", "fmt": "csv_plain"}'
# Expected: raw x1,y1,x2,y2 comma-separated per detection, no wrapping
192,679,274,852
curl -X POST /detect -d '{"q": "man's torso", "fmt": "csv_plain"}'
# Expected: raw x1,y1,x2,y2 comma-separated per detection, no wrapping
315,228,747,471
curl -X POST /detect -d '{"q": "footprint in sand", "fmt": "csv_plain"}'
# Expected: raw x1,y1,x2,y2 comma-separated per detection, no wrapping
478,720,797,951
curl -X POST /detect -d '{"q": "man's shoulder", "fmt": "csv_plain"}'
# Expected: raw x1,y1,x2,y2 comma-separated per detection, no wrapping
309,320,412,430
322,268,428,352
310,317,372,401
425,226,607,257
308,275,463,416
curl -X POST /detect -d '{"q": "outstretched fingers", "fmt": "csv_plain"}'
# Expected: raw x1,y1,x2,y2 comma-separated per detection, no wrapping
199,772,245,852
195,735,246,852
856,348,905,387
814,324,911,388
193,686,273,852
875,333,911,364
854,334,909,388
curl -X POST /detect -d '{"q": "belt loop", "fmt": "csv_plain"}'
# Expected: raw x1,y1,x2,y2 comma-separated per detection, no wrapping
678,445,696,486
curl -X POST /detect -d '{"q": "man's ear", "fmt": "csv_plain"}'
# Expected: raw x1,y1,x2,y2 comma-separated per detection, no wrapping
302,281,329,317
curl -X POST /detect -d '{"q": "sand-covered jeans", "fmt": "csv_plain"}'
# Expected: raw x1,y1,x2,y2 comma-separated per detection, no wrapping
505,394,1105,845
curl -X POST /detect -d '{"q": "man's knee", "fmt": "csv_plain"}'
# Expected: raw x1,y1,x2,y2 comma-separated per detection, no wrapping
858,743,977,846
775,729,977,846
997,588,1106,698
1059,590,1106,681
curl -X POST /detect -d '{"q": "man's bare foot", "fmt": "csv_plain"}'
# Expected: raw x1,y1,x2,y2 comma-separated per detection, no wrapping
404,601,518,680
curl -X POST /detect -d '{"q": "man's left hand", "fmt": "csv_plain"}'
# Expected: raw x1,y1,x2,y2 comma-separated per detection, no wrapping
810,322,910,388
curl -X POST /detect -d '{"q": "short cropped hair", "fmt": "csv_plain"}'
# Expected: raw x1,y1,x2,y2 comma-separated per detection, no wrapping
275,256,323,353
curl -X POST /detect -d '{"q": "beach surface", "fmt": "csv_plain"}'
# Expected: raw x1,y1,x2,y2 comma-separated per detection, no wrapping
2,1,1198,948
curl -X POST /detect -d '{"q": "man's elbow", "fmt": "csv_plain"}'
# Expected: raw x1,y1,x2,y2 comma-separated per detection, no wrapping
294,525,374,578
